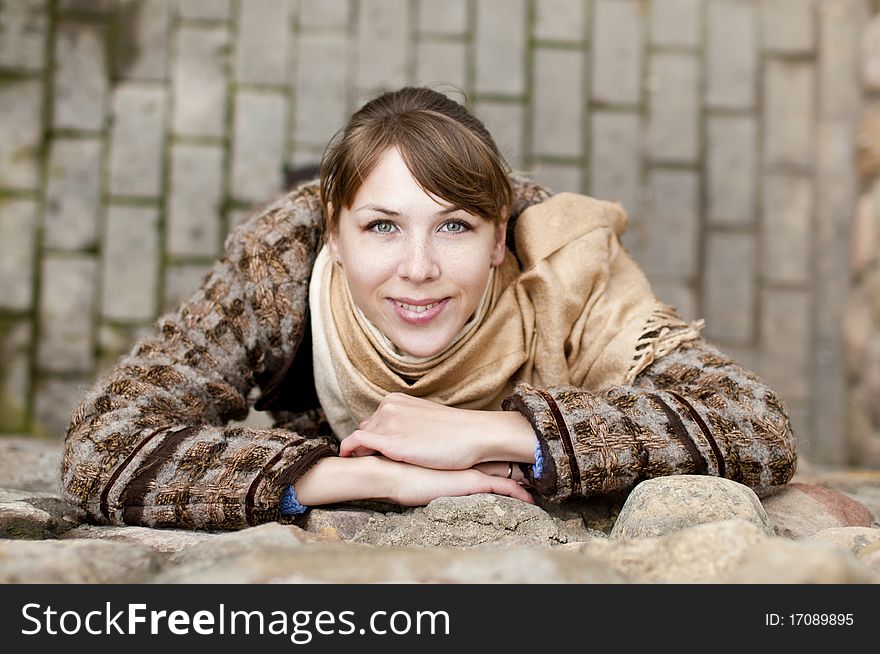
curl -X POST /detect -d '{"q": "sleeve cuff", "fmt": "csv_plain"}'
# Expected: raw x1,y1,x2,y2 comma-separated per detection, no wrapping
279,484,309,516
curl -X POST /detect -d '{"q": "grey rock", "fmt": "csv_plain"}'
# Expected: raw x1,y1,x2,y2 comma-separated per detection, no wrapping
60,524,218,553
562,519,768,583
155,542,629,584
721,539,878,584
352,494,599,548
0,539,160,583
0,488,81,538
610,475,773,539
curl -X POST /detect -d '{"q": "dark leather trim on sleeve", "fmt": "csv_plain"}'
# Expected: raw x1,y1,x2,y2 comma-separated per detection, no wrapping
668,390,726,478
119,425,199,525
648,393,708,475
100,426,170,523
535,389,581,497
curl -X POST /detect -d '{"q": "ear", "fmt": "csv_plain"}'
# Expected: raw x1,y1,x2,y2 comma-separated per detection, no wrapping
491,217,508,267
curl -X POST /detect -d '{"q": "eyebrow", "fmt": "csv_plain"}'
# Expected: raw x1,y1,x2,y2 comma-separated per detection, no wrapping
353,204,462,216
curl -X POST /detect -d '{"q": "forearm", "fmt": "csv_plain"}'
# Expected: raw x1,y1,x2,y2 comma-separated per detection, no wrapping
292,455,394,506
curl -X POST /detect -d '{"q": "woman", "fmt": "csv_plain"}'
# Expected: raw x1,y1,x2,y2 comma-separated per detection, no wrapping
61,87,797,530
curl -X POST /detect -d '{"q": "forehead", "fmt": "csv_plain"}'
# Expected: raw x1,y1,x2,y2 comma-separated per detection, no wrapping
351,147,453,212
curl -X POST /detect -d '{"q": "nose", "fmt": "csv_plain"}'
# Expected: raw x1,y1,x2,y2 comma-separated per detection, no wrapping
396,235,440,283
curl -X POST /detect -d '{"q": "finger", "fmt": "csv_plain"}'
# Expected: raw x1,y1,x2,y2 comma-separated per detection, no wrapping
492,478,535,504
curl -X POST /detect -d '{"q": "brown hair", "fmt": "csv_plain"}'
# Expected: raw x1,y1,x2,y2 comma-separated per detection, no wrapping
319,87,513,231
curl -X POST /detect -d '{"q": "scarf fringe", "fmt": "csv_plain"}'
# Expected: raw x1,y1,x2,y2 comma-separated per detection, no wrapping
624,303,706,384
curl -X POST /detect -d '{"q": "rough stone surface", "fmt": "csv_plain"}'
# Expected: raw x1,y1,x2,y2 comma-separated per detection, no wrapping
565,519,768,583
0,438,63,493
721,539,876,584
610,476,774,540
61,524,217,552
806,526,880,557
0,488,80,539
298,507,381,541
353,494,599,548
761,482,876,539
0,539,160,583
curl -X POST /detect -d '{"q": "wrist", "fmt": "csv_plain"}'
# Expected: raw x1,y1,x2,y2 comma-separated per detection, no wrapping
477,410,538,464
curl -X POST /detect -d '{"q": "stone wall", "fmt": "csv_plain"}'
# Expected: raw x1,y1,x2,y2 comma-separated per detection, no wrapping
0,0,871,466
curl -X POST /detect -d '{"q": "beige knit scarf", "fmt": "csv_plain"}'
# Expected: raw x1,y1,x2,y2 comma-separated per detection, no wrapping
310,192,705,440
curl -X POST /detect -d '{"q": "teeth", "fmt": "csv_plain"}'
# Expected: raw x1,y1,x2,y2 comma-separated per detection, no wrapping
397,301,439,313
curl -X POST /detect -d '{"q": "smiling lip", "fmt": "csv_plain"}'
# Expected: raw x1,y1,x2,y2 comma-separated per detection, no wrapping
388,297,449,325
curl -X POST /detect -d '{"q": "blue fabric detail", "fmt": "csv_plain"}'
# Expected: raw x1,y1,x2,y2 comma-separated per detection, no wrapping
279,484,309,516
532,440,544,480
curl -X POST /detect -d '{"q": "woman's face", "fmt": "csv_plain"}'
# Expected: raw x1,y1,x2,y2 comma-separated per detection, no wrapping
328,147,507,358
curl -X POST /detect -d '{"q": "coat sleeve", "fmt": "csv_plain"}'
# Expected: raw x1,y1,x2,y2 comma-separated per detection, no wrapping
61,185,338,530
502,336,798,503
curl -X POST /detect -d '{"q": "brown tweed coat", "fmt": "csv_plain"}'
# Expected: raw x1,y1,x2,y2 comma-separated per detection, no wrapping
60,177,797,530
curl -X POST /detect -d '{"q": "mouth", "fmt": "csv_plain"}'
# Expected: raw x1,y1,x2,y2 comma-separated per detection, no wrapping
388,297,449,325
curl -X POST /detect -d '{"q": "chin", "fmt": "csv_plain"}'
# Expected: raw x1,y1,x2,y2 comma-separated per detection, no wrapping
393,334,454,359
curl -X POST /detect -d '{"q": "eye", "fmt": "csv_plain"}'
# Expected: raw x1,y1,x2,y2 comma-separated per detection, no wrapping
439,220,471,234
366,220,397,234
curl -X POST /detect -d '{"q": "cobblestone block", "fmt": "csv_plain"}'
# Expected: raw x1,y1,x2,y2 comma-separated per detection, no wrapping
534,0,586,42
819,0,864,122
178,0,230,21
0,79,43,190
650,281,697,322
473,101,524,167
167,143,223,258
706,0,756,109
44,138,102,251
108,84,166,197
298,0,349,30
764,61,815,167
703,232,756,344
531,162,581,194
475,0,526,96
38,255,97,373
227,209,251,234
638,169,698,280
647,52,699,162
761,0,815,54
164,262,212,312
231,90,286,202
650,0,700,48
115,0,170,81
236,0,290,85
707,115,756,227
592,0,644,106
759,288,810,402
294,33,348,147
531,48,583,158
0,0,48,71
356,0,408,92
101,205,159,322
0,199,37,311
417,0,466,35
416,40,467,91
33,377,89,438
762,173,812,284
589,111,641,220
172,26,228,138
0,320,31,432
53,22,108,131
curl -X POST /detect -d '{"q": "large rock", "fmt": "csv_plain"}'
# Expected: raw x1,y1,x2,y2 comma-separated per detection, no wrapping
562,519,768,583
352,494,600,548
297,506,381,541
721,539,877,584
60,524,218,553
154,542,629,584
610,476,773,539
761,483,875,539
0,539,160,583
806,526,880,556
790,467,880,523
